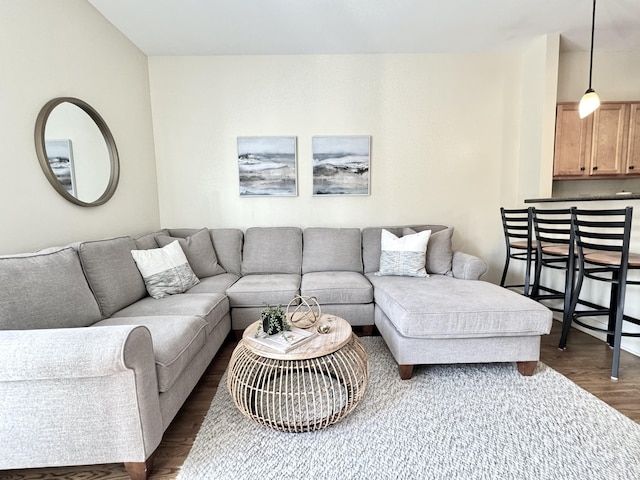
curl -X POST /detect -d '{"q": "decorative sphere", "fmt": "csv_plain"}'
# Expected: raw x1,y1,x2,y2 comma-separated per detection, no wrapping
286,295,321,329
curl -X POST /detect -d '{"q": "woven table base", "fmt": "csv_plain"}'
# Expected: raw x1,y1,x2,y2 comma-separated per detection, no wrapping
227,335,368,432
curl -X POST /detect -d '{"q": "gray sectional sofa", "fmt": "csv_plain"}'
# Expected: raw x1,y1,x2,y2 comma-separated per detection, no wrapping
0,224,552,479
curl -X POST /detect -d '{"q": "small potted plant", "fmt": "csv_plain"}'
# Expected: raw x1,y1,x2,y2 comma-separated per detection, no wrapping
258,304,290,336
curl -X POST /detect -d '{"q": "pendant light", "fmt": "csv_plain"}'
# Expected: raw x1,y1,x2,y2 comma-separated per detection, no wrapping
579,0,600,119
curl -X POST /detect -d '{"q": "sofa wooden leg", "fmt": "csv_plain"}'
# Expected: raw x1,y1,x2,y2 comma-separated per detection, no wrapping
517,361,537,376
398,364,414,380
361,325,374,336
124,452,155,480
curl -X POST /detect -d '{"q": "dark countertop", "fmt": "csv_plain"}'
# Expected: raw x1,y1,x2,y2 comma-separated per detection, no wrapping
525,193,640,203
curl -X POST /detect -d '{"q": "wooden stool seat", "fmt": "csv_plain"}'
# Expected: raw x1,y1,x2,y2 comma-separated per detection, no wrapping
510,239,538,250
541,244,597,257
583,251,640,267
539,242,569,256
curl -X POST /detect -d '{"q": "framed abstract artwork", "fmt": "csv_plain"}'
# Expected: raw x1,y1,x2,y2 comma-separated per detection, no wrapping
237,136,297,196
312,136,370,195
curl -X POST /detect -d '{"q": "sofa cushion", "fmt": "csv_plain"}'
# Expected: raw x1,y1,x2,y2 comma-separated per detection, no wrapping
301,271,373,304
170,228,244,277
94,316,207,393
404,227,454,275
157,228,226,278
78,236,148,318
302,228,363,273
241,227,302,275
186,273,240,295
0,247,101,329
362,225,447,274
112,293,228,335
131,241,200,299
226,274,300,307
376,229,431,277
134,229,169,250
426,227,454,275
368,274,552,339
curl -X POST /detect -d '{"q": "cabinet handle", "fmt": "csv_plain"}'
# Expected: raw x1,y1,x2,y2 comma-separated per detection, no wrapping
580,167,586,171
630,165,635,170
593,166,598,171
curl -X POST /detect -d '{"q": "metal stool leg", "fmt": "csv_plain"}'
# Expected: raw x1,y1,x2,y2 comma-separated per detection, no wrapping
500,256,510,287
611,271,628,380
559,267,583,350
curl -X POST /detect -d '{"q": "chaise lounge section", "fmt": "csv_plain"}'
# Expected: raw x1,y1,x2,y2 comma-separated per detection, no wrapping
362,225,552,379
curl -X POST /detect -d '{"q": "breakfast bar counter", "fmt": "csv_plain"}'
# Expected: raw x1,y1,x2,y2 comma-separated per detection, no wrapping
525,193,640,203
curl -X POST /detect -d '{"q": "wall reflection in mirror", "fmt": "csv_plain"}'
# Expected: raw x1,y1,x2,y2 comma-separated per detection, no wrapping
45,139,76,196
35,97,119,207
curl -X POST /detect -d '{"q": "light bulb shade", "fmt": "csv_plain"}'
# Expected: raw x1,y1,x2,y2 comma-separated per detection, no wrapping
579,89,600,118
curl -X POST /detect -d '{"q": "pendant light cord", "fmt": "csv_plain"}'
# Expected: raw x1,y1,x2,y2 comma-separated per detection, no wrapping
588,0,597,90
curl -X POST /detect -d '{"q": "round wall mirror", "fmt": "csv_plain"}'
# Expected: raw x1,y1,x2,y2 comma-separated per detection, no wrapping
35,97,119,207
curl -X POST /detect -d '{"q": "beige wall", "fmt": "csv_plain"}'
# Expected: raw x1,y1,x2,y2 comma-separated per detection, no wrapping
148,46,556,282
557,51,640,102
517,36,559,200
0,0,160,254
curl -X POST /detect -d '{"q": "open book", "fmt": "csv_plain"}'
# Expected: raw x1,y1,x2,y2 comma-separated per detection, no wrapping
247,327,317,353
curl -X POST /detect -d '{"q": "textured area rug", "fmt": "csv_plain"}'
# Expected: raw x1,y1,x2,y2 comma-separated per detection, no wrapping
178,337,640,480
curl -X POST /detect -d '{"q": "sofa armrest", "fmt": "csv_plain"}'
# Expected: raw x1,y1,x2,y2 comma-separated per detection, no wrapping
451,251,488,280
0,325,163,469
0,325,152,380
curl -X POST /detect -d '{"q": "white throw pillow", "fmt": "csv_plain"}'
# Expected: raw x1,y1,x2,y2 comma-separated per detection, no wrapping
131,241,199,299
403,227,454,275
375,229,431,277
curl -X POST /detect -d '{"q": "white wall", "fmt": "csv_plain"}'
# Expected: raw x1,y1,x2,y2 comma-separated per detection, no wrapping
149,50,557,282
557,51,640,102
0,0,160,254
517,36,559,201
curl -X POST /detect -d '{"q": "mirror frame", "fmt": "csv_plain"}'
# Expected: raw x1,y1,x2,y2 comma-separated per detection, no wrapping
34,97,120,207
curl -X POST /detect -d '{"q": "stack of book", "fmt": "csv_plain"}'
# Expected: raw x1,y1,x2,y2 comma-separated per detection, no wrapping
246,327,317,353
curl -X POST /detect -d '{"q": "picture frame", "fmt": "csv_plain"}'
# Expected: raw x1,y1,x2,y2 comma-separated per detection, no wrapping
312,136,370,195
237,136,298,196
45,139,76,196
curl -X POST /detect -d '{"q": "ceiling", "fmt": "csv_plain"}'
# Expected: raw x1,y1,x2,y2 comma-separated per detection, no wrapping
88,0,640,56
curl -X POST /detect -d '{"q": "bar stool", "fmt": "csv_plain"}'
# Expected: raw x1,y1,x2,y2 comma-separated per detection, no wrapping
560,206,640,380
500,207,536,296
530,208,575,323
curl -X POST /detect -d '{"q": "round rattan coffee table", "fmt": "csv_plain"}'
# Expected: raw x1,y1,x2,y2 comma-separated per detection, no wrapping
227,314,369,432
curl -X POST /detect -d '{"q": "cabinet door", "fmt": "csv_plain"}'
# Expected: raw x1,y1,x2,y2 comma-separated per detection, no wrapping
589,103,629,176
553,104,591,177
627,104,640,174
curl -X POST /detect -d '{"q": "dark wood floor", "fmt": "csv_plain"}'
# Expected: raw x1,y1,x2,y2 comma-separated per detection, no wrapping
3,321,640,480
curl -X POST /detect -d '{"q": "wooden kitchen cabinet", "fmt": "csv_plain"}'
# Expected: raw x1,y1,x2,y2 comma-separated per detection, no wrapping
589,103,628,175
553,104,591,177
553,101,640,179
627,103,640,174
